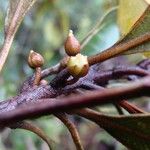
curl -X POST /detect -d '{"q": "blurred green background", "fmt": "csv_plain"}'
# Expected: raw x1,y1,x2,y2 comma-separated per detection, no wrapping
0,0,132,149
0,0,119,98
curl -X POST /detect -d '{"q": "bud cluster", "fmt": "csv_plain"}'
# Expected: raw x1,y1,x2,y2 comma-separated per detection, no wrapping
64,30,80,56
28,50,44,68
64,30,89,77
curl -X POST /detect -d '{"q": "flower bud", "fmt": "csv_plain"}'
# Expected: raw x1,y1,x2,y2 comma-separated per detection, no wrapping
67,54,89,77
28,50,44,68
64,30,80,56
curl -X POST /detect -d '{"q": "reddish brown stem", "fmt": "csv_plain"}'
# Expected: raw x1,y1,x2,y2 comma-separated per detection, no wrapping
10,121,54,150
41,63,61,79
95,66,150,84
0,75,150,127
88,33,150,65
119,100,146,114
34,67,42,85
55,113,84,150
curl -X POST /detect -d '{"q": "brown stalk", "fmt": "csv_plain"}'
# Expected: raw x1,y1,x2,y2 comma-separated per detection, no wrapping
41,63,61,79
10,121,54,150
88,32,150,65
119,100,146,114
55,113,84,150
34,67,42,85
0,75,150,127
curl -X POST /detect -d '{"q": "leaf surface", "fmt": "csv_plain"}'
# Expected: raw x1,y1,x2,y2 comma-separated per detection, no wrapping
118,0,148,35
81,7,119,56
85,3,150,58
98,114,150,150
116,1,150,56
117,4,150,55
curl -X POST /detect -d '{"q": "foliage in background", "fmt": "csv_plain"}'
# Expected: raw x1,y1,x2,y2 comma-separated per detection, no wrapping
0,0,117,98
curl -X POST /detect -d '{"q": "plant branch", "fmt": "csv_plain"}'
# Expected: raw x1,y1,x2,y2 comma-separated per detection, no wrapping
10,121,54,150
88,32,150,65
119,100,146,114
138,59,150,70
0,75,150,127
34,67,42,85
55,113,84,150
94,66,150,85
0,35,14,73
41,63,61,79
50,68,71,88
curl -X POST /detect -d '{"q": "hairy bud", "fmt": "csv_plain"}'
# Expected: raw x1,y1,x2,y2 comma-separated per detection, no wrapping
67,54,89,77
28,50,44,68
64,30,80,56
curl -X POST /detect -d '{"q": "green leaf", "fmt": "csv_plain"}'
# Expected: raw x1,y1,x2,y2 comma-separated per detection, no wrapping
81,7,119,56
0,0,37,72
98,114,150,150
87,4,150,63
118,0,148,36
118,5,150,55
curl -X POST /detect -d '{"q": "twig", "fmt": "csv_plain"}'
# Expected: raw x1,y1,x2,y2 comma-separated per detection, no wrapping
137,59,150,70
34,67,42,85
0,35,14,73
119,100,146,114
55,113,84,150
94,66,150,85
10,121,54,150
88,32,150,65
50,68,71,88
41,63,61,79
0,75,150,127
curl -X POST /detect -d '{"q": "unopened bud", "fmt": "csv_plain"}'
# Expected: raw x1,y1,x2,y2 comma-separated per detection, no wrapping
28,50,44,68
67,54,89,77
64,30,80,56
